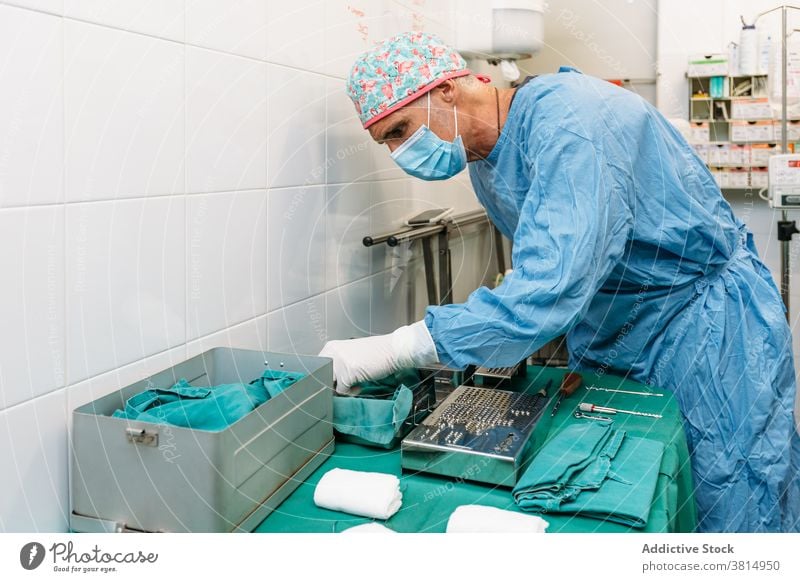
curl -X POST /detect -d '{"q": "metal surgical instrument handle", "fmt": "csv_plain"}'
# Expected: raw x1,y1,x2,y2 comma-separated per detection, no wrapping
551,371,583,417
586,385,664,397
578,402,663,419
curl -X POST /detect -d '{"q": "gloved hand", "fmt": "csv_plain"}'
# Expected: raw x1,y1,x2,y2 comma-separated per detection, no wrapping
319,321,438,393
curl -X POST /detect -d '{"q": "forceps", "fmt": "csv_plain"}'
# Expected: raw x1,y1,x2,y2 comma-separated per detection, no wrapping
573,411,613,422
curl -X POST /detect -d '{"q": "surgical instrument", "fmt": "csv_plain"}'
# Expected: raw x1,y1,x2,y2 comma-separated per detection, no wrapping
538,379,553,404
401,385,549,486
551,372,583,417
573,411,614,422
579,402,663,419
586,385,664,397
471,359,527,387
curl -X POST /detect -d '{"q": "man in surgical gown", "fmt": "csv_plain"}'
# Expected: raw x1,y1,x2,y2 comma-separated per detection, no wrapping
320,32,800,532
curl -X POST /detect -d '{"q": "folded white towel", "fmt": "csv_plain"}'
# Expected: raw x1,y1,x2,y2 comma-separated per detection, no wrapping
446,504,549,533
340,522,396,534
313,468,402,520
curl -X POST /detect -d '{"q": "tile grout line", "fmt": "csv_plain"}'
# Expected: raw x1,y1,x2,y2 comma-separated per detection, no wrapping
60,3,70,530
0,176,424,211
60,5,66,394
183,5,189,364
323,9,329,341
264,33,270,347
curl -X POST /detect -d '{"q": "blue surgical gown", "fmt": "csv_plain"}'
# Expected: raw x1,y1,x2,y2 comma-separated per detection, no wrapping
423,68,800,532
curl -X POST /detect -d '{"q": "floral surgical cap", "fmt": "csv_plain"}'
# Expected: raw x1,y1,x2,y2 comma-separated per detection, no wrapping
346,31,486,129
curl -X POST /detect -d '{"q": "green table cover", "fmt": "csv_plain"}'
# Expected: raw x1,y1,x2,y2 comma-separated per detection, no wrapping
255,366,697,533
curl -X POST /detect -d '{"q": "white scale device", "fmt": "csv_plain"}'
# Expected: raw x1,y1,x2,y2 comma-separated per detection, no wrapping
768,154,800,208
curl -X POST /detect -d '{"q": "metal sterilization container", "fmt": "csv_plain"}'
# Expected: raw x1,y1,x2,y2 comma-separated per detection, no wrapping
70,348,334,532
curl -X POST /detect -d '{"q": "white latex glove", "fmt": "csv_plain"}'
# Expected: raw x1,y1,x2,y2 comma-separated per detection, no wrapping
318,320,438,393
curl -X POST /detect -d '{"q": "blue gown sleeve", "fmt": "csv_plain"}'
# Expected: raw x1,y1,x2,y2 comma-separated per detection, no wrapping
423,128,632,368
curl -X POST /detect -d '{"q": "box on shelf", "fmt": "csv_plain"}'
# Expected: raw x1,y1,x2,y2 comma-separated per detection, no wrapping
706,144,725,165
699,144,752,166
728,144,749,166
692,144,709,164
716,145,731,165
688,54,729,77
731,98,773,120
710,169,727,188
751,144,778,166
727,168,750,188
751,168,769,188
689,122,710,143
773,120,800,142
731,120,774,142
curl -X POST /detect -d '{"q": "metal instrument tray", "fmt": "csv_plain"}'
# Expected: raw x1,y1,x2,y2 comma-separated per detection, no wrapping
401,384,548,487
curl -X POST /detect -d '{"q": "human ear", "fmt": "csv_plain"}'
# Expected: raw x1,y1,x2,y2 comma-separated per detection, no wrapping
436,79,457,105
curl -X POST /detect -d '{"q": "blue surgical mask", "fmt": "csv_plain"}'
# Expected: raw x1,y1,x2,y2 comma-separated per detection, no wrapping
390,92,467,181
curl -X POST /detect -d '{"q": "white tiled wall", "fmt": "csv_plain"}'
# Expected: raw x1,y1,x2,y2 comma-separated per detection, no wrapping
0,0,495,532
65,196,186,384
186,47,267,192
0,6,63,207
64,20,185,200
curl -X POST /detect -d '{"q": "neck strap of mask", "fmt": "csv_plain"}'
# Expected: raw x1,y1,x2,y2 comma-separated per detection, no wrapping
427,92,431,127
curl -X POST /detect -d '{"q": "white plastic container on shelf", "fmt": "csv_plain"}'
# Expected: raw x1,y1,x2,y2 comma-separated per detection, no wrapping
689,122,710,143
751,144,777,166
717,145,731,166
692,144,709,164
707,144,724,166
732,98,772,120
728,168,750,188
688,54,729,77
739,22,759,76
729,145,749,166
751,168,769,188
788,121,800,141
731,122,748,143
773,120,800,142
731,121,774,142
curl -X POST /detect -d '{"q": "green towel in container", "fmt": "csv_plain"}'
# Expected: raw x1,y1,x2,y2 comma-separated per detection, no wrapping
332,369,420,447
111,369,304,432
